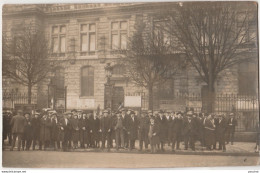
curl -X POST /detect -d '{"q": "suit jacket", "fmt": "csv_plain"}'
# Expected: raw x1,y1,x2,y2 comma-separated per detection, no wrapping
170,117,183,137
32,117,41,136
126,116,138,140
100,116,112,133
182,117,199,136
10,115,26,134
227,118,237,130
91,117,100,133
157,115,168,140
24,118,33,140
215,118,227,135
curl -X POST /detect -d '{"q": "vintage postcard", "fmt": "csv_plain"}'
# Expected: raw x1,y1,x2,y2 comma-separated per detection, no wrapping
2,1,259,168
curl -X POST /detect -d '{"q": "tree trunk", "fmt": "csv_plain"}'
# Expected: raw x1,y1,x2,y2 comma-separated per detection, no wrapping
208,56,215,113
148,85,153,110
28,84,32,104
207,82,215,113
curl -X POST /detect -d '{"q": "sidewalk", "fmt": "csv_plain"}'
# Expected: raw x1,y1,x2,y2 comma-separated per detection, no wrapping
3,141,259,156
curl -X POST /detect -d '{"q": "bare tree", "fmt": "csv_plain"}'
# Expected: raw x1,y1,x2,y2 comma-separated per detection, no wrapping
121,20,185,110
161,2,257,112
3,27,62,104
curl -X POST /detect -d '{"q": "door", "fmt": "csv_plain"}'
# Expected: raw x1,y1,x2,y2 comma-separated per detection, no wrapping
112,87,124,111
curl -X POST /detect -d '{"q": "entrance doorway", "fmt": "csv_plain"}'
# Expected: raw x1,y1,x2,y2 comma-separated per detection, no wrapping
112,87,124,111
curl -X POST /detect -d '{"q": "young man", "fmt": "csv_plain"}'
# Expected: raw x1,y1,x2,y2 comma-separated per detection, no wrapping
171,112,183,152
10,110,26,151
32,112,41,150
226,113,237,145
100,110,112,151
114,112,124,150
126,111,138,151
22,113,33,151
138,111,149,151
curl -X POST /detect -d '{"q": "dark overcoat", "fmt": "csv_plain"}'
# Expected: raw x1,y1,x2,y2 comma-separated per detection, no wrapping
126,116,138,140
10,115,26,134
40,117,52,142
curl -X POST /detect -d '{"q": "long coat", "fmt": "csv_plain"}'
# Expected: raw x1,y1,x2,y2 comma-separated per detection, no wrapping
79,118,87,143
70,118,80,142
157,115,168,142
170,117,183,139
100,116,112,133
91,117,100,141
59,118,71,142
51,118,59,142
165,115,172,141
31,117,41,140
204,118,216,147
227,118,237,133
126,116,138,140
215,118,227,141
40,117,52,142
148,122,160,145
138,116,150,142
10,115,26,134
23,118,33,141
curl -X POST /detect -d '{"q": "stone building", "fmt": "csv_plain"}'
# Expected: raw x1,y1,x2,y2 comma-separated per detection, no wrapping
2,2,258,122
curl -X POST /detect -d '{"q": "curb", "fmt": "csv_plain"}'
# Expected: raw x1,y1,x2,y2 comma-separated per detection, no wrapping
3,147,259,157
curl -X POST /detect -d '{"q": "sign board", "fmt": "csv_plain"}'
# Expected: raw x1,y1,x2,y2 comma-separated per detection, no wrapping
124,96,141,107
77,99,95,109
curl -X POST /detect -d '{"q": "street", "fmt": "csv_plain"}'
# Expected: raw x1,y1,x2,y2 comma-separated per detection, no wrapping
2,150,259,168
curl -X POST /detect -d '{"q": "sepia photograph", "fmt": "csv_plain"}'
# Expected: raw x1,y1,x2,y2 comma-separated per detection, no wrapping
1,1,259,169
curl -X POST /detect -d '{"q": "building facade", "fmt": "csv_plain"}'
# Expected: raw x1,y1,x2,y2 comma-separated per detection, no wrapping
2,2,258,125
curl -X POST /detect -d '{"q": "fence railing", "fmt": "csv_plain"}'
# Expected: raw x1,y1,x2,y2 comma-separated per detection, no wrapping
2,92,37,109
143,92,259,132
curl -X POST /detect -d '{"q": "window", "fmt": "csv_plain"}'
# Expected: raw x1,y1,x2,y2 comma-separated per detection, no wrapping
80,24,96,53
81,66,94,96
153,20,172,51
111,21,128,49
51,25,66,54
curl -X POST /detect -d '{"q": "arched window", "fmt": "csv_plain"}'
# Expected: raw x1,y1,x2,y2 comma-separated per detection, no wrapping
81,66,94,96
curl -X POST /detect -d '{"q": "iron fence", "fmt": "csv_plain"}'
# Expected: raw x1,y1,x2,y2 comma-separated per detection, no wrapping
144,92,259,132
2,92,37,109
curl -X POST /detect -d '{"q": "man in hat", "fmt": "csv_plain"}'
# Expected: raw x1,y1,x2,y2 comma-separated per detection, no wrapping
50,113,60,150
60,112,71,151
40,112,52,150
126,111,138,151
226,113,237,145
182,112,198,151
10,110,26,151
100,110,112,151
114,111,124,150
215,114,227,152
165,110,172,146
203,113,216,150
3,111,13,146
91,111,100,148
138,111,150,151
22,113,33,151
121,108,129,148
170,112,183,151
32,112,41,150
157,110,167,151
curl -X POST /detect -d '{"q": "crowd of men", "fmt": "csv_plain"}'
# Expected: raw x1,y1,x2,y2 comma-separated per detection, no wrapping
3,108,238,153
